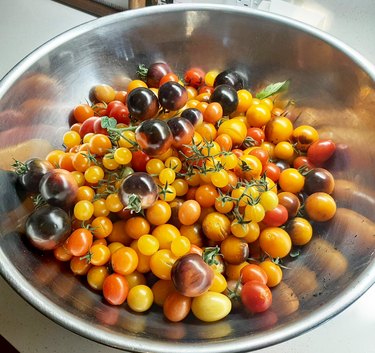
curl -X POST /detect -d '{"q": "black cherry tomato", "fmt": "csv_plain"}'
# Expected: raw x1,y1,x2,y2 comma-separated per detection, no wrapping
135,119,173,156
25,205,71,250
14,158,53,193
171,253,214,297
158,81,188,111
127,87,159,120
210,84,238,116
214,69,244,90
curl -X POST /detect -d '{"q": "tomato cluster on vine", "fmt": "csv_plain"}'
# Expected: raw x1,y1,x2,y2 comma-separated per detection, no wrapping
14,62,338,324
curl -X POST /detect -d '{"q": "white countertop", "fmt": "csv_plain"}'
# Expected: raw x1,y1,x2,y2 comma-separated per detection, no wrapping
0,1,374,352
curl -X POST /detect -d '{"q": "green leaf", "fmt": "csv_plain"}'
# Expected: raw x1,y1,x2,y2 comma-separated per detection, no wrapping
101,116,118,129
256,80,290,99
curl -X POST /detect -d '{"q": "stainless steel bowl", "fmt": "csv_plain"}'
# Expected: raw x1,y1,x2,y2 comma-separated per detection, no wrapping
0,4,374,353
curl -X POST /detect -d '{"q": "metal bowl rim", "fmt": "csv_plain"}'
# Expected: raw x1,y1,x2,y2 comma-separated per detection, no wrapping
0,4,375,352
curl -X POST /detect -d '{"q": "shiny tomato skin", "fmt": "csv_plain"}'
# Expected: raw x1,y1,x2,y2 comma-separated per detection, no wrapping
240,264,268,285
78,116,100,138
307,139,336,165
102,273,129,305
163,292,192,322
262,204,289,227
131,150,150,172
241,281,272,313
108,104,130,124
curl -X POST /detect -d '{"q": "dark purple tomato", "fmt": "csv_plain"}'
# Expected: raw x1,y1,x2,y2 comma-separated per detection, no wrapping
180,108,203,127
13,158,53,193
210,84,238,116
214,70,244,90
39,169,78,209
25,205,71,250
304,168,335,195
135,119,173,156
158,81,188,111
275,160,290,172
126,87,159,121
171,253,214,297
146,62,172,88
277,192,301,219
118,172,158,212
167,117,195,148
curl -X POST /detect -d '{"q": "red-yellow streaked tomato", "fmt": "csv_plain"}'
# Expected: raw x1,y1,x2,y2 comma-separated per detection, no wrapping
87,265,109,290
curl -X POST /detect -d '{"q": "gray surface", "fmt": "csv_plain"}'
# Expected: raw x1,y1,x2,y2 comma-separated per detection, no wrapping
0,0,371,351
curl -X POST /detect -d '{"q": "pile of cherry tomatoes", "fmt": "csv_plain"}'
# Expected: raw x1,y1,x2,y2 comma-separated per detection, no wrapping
16,62,337,323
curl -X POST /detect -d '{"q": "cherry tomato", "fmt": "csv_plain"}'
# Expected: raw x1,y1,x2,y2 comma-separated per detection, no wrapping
259,227,292,258
103,273,129,305
307,139,336,165
94,84,115,103
87,265,109,290
111,246,139,275
285,217,313,246
210,84,238,116
145,62,172,88
159,72,179,87
184,67,205,88
240,264,268,285
25,206,71,251
191,291,232,322
127,87,159,120
163,291,192,322
304,192,336,222
178,200,201,226
202,212,231,242
127,285,154,312
218,118,247,146
220,235,249,265
292,125,319,152
214,69,244,90
146,200,171,225
131,150,150,172
246,103,271,128
241,281,272,313
14,158,53,193
39,169,78,209
73,103,94,123
304,168,335,195
265,116,293,144
277,191,301,219
158,81,188,111
278,168,305,193
259,260,283,287
262,204,288,227
64,228,93,257
150,249,178,280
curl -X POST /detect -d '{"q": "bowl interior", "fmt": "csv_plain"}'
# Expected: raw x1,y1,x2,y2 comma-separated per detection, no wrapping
0,5,374,353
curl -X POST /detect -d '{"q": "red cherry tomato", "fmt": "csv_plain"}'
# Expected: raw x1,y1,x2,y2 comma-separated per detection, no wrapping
184,68,205,88
262,162,281,182
108,104,130,125
307,139,336,165
240,264,268,285
246,127,265,146
79,117,100,137
241,281,272,313
131,150,151,172
262,204,289,227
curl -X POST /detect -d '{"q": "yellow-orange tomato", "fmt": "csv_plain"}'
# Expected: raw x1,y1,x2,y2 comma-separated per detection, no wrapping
217,118,247,146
